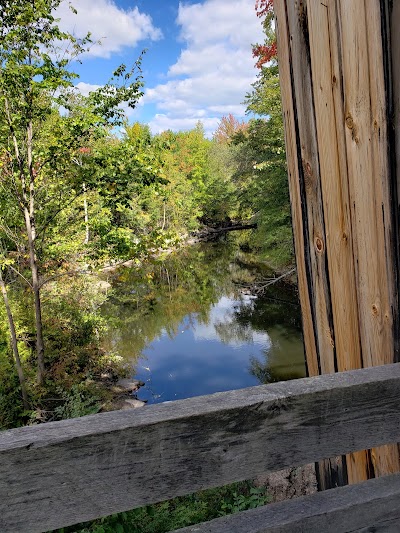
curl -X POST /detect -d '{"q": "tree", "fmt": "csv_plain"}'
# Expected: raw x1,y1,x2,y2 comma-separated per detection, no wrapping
213,114,248,145
253,1,276,68
219,0,293,267
0,1,145,384
0,259,29,409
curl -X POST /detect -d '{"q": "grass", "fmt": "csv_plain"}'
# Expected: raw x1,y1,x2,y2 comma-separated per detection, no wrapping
58,480,270,533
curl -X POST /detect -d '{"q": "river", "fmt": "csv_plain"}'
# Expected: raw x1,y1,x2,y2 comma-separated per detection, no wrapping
102,237,306,404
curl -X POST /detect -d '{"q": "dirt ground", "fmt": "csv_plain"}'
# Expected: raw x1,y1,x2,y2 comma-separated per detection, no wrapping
254,464,317,502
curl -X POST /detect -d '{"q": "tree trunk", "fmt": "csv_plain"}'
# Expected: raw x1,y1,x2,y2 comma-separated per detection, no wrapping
0,269,29,410
83,182,89,244
3,99,46,385
24,206,45,385
161,200,166,231
26,120,45,385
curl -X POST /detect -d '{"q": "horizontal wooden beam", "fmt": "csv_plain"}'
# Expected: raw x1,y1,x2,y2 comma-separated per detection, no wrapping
175,472,400,533
1,364,400,532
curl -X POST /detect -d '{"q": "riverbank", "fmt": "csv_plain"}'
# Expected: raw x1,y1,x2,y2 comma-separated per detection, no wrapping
21,236,300,425
100,220,270,274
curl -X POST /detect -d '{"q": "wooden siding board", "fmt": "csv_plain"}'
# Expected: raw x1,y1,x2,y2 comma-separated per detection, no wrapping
307,0,362,373
338,0,393,367
275,0,400,484
284,0,336,375
274,0,319,376
338,0,400,478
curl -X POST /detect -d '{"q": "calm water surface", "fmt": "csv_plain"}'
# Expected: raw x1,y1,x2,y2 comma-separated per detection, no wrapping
102,239,306,404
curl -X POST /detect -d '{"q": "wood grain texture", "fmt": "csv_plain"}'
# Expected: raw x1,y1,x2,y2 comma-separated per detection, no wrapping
175,472,400,533
338,0,394,367
307,0,362,374
275,0,349,486
274,0,319,376
322,0,373,483
1,364,400,533
337,0,400,478
284,0,336,376
275,0,400,484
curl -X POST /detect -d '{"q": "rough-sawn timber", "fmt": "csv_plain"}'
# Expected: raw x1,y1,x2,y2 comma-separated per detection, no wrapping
1,364,400,532
176,472,400,533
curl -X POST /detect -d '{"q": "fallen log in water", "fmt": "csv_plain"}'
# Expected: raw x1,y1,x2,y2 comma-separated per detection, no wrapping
194,222,257,241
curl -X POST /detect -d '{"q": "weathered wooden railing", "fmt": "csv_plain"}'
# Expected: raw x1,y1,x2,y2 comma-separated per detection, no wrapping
1,364,400,533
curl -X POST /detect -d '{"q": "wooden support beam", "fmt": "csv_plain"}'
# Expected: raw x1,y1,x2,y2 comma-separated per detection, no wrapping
274,0,400,485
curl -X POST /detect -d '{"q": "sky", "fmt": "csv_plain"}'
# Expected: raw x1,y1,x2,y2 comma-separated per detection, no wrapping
55,0,264,137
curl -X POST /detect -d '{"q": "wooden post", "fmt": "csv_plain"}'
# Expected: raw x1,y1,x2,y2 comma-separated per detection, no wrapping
275,0,400,487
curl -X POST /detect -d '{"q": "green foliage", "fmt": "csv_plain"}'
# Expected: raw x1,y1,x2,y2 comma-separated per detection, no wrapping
233,52,293,267
85,60,145,126
0,0,294,430
156,126,210,231
60,481,269,533
0,0,151,390
81,134,167,209
0,272,120,427
219,486,270,515
0,343,26,429
53,384,100,420
40,275,108,383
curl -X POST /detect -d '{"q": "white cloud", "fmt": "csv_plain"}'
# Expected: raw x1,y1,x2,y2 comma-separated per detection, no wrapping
177,0,262,48
193,296,272,348
74,81,102,96
55,0,162,58
145,0,264,135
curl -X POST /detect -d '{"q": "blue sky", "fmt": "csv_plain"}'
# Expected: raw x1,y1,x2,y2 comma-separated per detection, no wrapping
55,0,264,137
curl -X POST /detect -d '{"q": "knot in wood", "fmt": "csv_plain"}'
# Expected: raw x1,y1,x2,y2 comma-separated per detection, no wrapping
371,304,379,317
314,236,324,254
345,113,359,142
304,161,312,177
345,114,354,130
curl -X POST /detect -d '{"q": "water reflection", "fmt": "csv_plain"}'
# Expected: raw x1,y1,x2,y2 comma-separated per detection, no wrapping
102,239,305,403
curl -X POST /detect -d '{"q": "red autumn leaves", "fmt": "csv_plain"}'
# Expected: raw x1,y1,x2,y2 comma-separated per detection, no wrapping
253,0,277,68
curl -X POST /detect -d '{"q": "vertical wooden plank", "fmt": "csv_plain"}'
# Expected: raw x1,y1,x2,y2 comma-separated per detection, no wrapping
366,0,400,477
338,0,393,367
274,0,319,377
338,0,400,478
307,0,367,485
275,0,336,377
307,1,362,372
376,0,400,477
286,1,337,376
275,0,346,489
366,0,397,366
